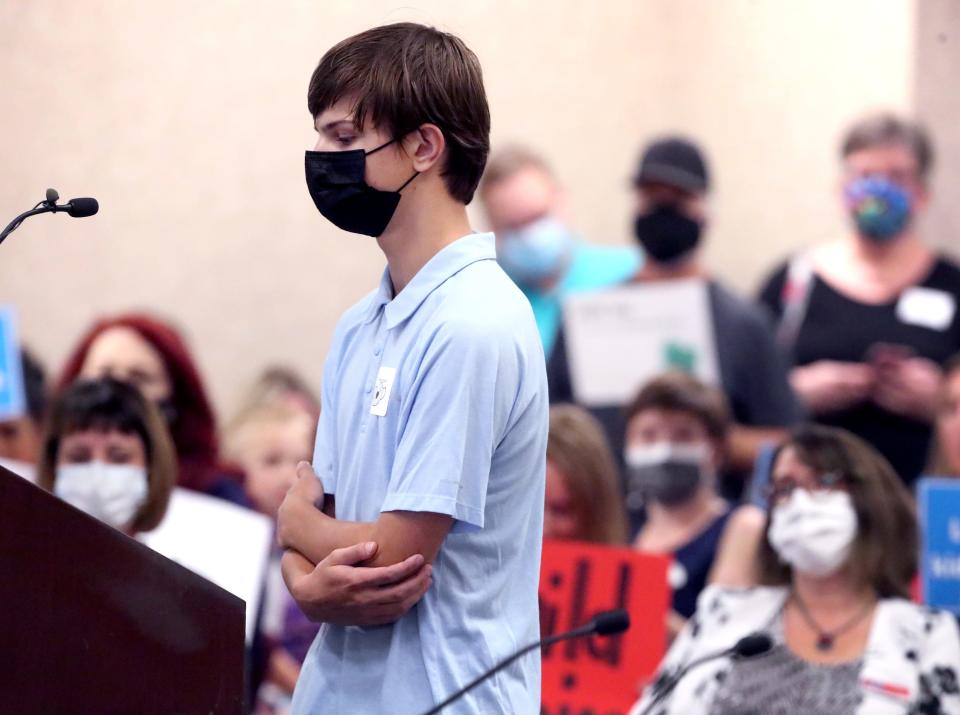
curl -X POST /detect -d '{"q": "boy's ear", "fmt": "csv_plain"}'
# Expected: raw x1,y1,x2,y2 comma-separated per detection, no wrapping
404,123,446,173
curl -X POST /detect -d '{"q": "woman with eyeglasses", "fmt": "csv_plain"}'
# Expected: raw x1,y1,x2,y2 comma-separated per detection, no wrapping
630,425,960,715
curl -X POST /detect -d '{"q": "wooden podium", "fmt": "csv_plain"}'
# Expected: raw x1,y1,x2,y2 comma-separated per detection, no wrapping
0,466,245,713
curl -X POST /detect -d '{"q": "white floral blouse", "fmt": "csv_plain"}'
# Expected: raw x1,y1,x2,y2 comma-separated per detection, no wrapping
630,585,960,715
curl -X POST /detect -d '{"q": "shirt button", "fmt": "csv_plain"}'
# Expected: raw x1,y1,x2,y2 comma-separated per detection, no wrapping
374,346,382,357
365,385,372,394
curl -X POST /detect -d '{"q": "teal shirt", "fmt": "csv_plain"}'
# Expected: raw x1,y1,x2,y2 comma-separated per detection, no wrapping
524,241,642,357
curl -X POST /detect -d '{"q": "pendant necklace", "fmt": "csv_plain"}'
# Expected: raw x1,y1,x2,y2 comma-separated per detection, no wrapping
791,592,875,652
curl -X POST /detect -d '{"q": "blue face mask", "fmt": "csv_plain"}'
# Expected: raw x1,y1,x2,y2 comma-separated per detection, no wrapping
496,216,574,287
844,175,913,243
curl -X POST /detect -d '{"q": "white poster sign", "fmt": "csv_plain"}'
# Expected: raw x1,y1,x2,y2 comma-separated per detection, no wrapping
563,279,719,406
139,487,273,642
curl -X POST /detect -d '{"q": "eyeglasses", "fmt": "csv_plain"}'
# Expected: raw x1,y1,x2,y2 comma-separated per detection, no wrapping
765,471,846,506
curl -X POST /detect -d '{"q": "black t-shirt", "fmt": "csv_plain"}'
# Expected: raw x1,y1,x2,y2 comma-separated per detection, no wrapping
548,279,802,511
757,256,960,485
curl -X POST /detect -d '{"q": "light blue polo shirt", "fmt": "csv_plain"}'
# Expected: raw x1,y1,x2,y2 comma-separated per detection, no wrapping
292,232,548,714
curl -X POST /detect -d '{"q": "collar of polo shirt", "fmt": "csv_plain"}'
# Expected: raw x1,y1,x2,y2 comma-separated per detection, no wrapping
361,233,497,329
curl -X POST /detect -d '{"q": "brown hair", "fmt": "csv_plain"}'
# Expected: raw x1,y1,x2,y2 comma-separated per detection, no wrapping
37,378,177,533
308,23,490,204
547,404,627,544
624,371,731,445
478,146,554,197
841,112,934,182
758,425,917,599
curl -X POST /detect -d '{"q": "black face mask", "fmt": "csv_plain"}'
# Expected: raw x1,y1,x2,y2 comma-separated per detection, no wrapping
627,461,702,507
304,139,419,237
633,204,702,264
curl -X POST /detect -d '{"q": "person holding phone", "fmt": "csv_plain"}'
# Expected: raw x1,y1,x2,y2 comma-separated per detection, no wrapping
758,113,960,486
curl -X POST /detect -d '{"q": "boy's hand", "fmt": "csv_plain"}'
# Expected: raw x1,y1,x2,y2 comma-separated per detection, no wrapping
289,461,325,509
281,543,432,626
276,462,325,551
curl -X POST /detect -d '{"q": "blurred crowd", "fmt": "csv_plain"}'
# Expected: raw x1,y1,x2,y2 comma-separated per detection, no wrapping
4,110,960,713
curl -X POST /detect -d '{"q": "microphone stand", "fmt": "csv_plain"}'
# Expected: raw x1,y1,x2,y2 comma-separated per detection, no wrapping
0,190,97,248
636,632,773,715
0,206,52,246
422,622,595,715
422,614,627,715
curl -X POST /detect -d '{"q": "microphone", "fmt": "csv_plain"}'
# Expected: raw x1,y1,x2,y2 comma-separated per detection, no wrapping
65,197,99,218
422,609,631,715
0,190,99,246
636,632,773,715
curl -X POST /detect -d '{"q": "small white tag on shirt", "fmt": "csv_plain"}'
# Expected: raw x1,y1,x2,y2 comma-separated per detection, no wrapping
896,287,956,331
369,367,397,417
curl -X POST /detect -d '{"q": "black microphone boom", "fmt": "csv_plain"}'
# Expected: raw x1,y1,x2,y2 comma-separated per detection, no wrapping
422,609,630,715
0,190,99,246
636,632,773,715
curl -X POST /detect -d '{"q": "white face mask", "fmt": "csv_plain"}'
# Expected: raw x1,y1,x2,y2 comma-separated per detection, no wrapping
54,462,149,530
768,489,858,577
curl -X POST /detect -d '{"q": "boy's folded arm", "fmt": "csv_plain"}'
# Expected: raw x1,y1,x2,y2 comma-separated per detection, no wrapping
365,510,453,567
279,494,452,567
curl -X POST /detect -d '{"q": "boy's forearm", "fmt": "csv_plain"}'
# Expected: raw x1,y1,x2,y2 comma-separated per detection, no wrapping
282,496,373,564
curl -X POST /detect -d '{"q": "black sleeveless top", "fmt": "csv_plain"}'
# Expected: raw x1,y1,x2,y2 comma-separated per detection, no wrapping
758,256,960,484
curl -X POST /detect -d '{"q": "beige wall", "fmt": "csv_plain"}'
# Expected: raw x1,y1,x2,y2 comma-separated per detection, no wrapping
0,1,925,420
916,0,960,252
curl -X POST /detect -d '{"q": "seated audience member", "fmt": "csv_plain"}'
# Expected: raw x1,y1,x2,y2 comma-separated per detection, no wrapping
626,373,756,636
631,425,960,715
0,349,48,477
545,404,627,544
56,313,245,504
233,365,321,427
478,147,641,359
37,377,176,536
929,353,960,476
550,137,801,492
224,402,317,714
758,113,960,487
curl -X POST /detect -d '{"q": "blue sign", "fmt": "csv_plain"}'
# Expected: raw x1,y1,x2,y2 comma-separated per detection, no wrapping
0,307,25,421
918,478,960,613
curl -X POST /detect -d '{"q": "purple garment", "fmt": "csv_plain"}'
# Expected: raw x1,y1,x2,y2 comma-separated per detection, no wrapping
281,595,320,664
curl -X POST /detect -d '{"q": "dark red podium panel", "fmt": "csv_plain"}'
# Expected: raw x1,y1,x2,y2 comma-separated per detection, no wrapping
0,467,245,714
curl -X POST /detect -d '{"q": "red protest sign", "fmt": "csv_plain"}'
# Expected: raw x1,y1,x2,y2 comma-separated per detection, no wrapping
539,540,669,715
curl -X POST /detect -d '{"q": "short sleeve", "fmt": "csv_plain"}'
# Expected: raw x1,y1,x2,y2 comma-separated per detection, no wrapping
381,320,514,531
713,284,804,427
918,610,960,713
546,325,574,404
738,308,805,426
312,352,339,496
756,261,789,320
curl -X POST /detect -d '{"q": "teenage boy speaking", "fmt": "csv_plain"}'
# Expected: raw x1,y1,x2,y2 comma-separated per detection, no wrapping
276,23,548,714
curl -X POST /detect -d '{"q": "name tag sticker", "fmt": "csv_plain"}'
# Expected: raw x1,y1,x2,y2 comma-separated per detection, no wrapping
896,287,956,331
369,367,397,417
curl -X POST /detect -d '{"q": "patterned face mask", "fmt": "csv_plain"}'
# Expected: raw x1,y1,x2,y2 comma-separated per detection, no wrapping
844,175,913,243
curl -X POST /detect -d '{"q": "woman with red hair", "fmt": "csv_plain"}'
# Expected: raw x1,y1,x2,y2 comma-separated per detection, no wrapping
58,313,245,503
